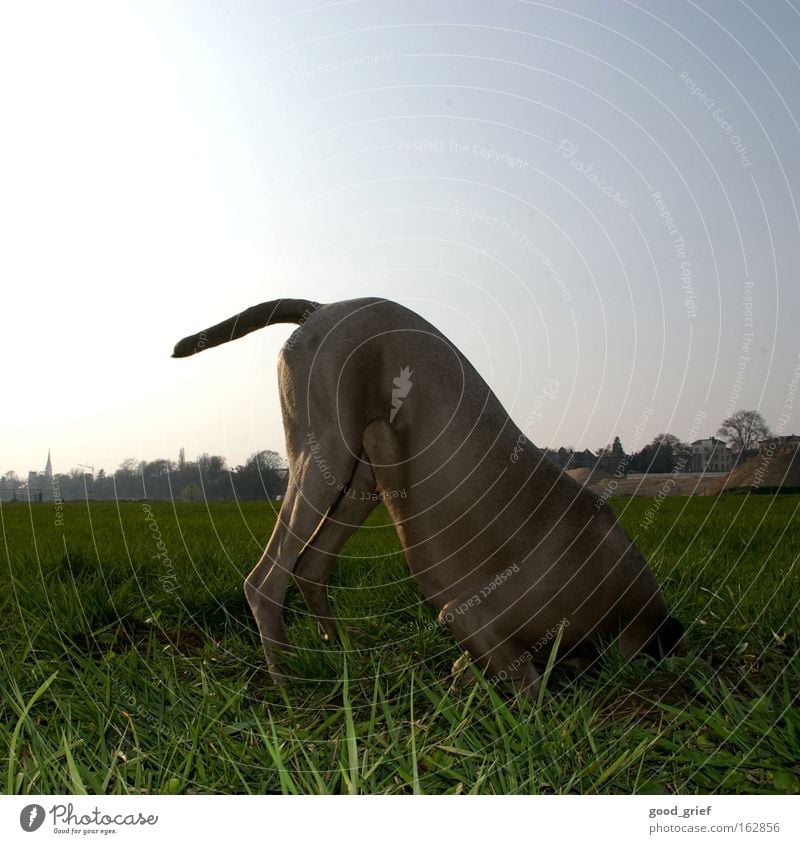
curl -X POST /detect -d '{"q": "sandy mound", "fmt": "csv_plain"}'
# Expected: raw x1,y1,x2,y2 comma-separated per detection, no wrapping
566,466,615,484
568,468,726,497
709,443,800,493
611,473,723,497
564,442,800,497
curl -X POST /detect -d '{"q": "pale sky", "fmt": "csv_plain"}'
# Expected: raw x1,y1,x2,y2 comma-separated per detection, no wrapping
2,0,799,478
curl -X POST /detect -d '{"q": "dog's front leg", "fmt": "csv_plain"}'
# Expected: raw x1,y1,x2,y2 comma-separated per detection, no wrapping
438,595,542,700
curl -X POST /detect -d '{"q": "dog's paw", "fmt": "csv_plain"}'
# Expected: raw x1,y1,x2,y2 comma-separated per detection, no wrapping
323,626,365,644
450,651,472,675
449,652,479,689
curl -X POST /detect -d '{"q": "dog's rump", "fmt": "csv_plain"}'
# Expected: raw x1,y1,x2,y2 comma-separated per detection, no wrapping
172,299,320,358
172,294,684,694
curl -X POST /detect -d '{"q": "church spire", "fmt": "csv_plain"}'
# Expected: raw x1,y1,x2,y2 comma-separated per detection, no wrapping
44,449,52,479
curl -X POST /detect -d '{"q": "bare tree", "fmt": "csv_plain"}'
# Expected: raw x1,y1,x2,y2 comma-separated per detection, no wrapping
717,410,770,457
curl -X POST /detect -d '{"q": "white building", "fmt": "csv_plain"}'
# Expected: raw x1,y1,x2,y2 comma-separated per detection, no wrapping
690,437,734,473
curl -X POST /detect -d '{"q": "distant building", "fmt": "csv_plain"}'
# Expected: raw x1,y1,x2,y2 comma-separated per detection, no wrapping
0,450,52,502
690,437,733,473
541,447,598,470
541,448,561,468
757,434,800,451
574,448,598,469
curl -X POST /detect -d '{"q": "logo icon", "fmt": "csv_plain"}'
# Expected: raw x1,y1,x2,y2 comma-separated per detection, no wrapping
20,804,45,832
390,366,413,423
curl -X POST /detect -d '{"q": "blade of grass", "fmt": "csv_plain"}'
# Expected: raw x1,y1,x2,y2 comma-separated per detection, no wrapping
62,732,88,795
342,653,360,795
537,621,566,709
409,672,421,794
6,671,58,795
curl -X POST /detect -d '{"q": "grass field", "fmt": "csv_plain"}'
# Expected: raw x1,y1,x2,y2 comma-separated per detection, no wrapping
1,494,798,794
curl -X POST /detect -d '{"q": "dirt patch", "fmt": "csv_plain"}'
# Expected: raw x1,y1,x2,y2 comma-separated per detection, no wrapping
74,620,208,656
597,675,701,724
572,471,727,497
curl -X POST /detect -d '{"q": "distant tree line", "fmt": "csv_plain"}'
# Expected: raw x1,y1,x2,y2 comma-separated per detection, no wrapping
1,448,287,502
2,410,774,502
543,410,771,475
541,433,694,475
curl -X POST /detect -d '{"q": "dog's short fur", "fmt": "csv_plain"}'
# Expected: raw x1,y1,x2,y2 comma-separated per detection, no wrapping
173,297,683,697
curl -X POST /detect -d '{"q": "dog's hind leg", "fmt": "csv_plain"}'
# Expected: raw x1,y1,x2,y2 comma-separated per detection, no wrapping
292,454,379,642
244,467,347,684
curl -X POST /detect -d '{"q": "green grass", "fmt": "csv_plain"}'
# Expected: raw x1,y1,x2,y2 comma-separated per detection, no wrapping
1,494,798,794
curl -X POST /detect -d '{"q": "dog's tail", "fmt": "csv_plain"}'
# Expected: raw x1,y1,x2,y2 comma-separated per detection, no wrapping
172,299,321,358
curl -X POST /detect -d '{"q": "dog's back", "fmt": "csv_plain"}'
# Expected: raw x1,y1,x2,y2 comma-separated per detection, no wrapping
274,298,679,657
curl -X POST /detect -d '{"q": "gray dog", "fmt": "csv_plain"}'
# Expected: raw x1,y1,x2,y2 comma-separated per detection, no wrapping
173,297,683,697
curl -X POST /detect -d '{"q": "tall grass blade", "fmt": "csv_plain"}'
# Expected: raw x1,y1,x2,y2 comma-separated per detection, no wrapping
6,671,58,795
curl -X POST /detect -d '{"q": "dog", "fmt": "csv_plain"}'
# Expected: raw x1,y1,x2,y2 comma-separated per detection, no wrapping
173,297,683,697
